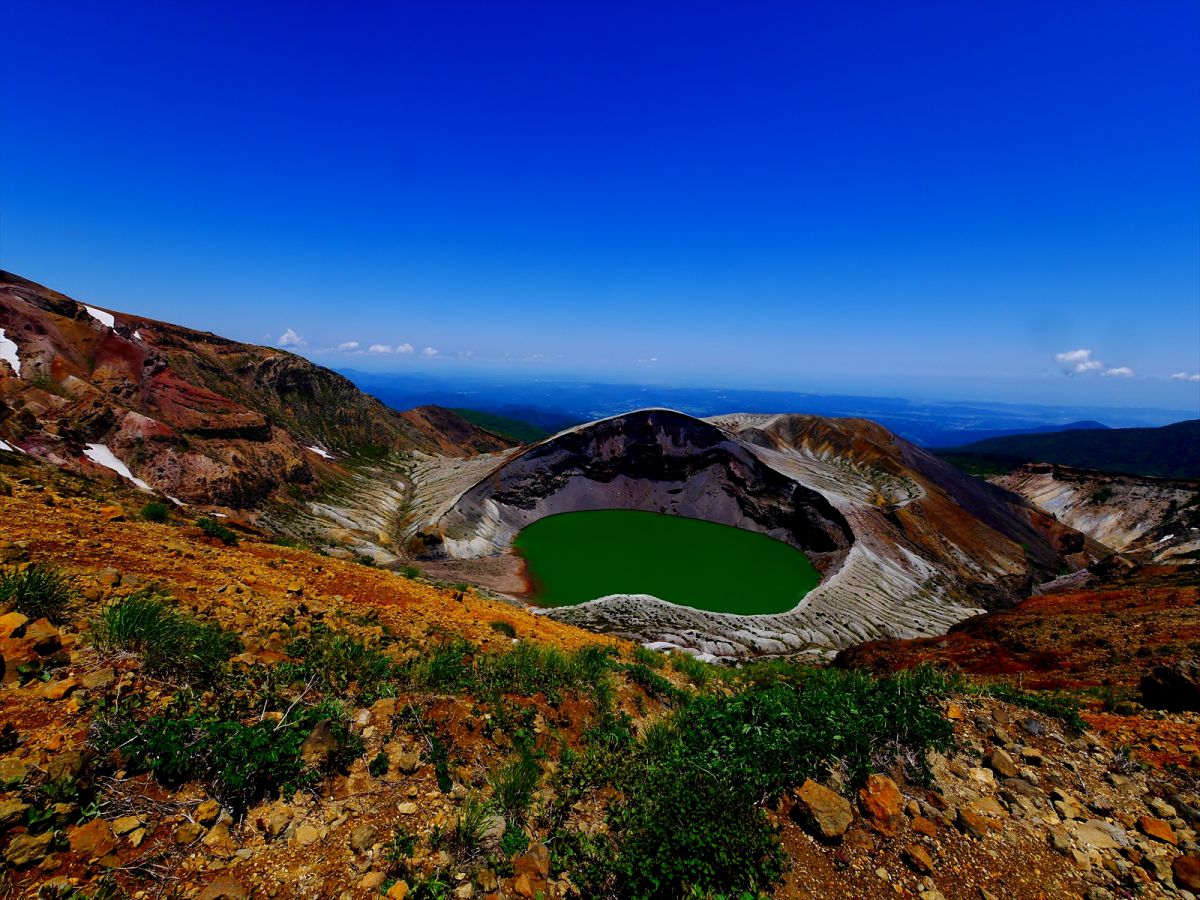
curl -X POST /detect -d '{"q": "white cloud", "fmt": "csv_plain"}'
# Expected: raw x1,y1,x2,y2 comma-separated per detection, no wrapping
1102,366,1135,378
1055,349,1092,364
278,328,306,348
420,346,439,357
1171,372,1200,382
396,343,414,354
336,341,360,352
1054,348,1106,374
368,344,393,354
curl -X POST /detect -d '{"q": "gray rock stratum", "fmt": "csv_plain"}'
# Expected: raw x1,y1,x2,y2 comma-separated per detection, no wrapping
408,409,1087,660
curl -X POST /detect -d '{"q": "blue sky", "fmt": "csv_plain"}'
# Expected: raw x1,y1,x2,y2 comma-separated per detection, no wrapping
2,1,1198,411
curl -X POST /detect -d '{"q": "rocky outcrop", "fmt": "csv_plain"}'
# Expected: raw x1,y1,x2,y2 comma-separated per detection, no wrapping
993,463,1200,563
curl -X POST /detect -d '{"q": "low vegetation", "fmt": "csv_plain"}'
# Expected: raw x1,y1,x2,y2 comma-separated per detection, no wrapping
91,591,240,683
196,516,238,545
0,563,75,623
138,500,170,523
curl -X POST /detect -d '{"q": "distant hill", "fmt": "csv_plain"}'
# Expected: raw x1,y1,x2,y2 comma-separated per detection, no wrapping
938,419,1200,479
918,419,1111,448
451,408,553,444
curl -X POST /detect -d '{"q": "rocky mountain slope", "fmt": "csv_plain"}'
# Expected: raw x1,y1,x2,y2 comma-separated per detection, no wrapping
410,410,1089,660
992,463,1200,563
0,271,509,509
3,453,1200,900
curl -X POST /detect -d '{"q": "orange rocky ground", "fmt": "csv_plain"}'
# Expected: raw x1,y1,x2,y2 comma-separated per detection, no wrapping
4,457,1200,899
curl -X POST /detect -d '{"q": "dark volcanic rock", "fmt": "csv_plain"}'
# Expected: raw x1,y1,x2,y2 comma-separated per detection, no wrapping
1140,657,1200,712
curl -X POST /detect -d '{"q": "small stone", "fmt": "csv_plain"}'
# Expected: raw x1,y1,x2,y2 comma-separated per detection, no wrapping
194,799,222,827
1137,815,1178,845
359,872,387,890
957,807,989,839
386,881,410,899
1173,855,1200,891
68,818,116,858
175,821,203,844
81,668,116,690
294,824,321,846
793,779,854,840
945,701,964,720
902,844,935,874
350,824,379,853
299,720,340,768
986,748,1019,778
911,815,938,837
514,842,551,879
398,802,418,815
0,611,28,639
4,831,53,867
112,815,142,836
967,767,995,787
394,750,422,774
0,797,29,831
197,877,249,900
858,774,903,836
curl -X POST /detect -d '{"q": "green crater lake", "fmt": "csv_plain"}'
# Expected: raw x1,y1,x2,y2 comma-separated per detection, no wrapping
513,509,820,615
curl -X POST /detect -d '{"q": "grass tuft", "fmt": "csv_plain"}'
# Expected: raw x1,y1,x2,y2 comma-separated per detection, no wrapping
91,591,239,683
0,564,75,624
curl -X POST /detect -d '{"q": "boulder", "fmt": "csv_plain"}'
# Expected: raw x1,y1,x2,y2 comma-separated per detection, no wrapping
792,779,854,840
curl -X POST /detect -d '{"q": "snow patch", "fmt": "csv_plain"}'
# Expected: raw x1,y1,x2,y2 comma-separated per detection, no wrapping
82,443,153,492
167,496,185,507
0,439,23,454
307,445,334,460
0,329,20,375
133,329,142,340
84,305,116,328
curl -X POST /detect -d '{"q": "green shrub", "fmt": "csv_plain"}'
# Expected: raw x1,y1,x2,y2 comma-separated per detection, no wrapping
139,501,170,523
368,751,389,778
622,663,684,705
399,565,422,579
197,517,238,545
499,826,530,856
91,591,239,683
0,564,75,624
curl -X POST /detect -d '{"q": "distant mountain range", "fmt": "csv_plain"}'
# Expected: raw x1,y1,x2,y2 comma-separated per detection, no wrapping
342,370,1192,449
939,419,1200,480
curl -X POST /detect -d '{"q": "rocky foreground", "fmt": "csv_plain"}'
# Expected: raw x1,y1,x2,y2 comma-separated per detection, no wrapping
3,455,1200,899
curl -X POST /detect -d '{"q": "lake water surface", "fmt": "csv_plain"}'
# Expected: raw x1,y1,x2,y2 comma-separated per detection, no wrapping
513,509,820,615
